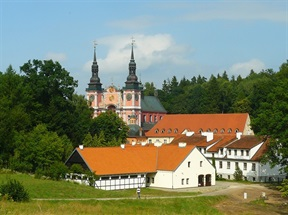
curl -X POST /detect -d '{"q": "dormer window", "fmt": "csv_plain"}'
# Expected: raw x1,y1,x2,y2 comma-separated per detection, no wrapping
161,129,165,133
174,129,178,133
167,128,172,134
220,128,225,133
207,128,211,132
228,128,232,133
235,128,239,133
213,129,218,134
198,128,203,134
155,129,159,133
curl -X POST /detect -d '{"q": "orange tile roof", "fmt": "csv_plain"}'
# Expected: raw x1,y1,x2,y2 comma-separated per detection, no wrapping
146,113,249,137
75,144,196,175
226,135,263,149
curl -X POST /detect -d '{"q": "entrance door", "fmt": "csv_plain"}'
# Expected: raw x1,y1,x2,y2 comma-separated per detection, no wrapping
205,174,211,186
198,175,204,187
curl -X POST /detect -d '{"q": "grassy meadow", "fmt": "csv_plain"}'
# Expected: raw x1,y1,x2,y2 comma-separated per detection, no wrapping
0,171,226,214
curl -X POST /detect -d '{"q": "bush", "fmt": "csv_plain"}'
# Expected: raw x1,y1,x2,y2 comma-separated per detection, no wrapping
46,162,68,180
233,166,243,181
0,179,30,202
70,164,84,174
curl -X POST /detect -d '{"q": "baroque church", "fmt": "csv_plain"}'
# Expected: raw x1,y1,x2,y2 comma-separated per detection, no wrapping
86,41,167,136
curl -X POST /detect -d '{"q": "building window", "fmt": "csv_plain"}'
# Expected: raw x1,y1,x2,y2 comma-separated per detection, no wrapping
167,128,172,134
200,161,203,167
219,161,223,169
235,128,239,133
147,177,150,183
152,177,154,183
154,115,157,122
220,128,225,133
155,129,159,133
149,139,152,143
198,128,203,134
246,150,249,156
164,139,167,144
207,128,211,132
186,178,189,185
161,129,165,133
150,115,152,122
143,115,146,122
228,128,232,133
235,162,239,169
220,149,223,155
228,149,231,155
182,178,184,185
212,153,214,157
174,129,178,133
252,163,256,171
244,163,247,170
188,161,191,168
228,175,230,180
213,129,218,133
234,150,237,156
241,150,244,156
204,148,207,154
227,162,230,169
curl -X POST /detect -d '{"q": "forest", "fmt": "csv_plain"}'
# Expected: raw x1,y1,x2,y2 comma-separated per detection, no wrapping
0,59,287,177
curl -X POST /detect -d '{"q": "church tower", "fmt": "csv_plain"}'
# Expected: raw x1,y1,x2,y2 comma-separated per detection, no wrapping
122,39,143,126
86,43,103,117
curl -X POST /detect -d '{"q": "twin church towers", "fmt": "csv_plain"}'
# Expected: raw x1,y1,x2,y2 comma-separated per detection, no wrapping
86,40,166,132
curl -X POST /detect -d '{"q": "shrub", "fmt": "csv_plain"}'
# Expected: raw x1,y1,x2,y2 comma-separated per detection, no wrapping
0,179,29,202
233,166,243,181
70,164,84,174
46,162,68,180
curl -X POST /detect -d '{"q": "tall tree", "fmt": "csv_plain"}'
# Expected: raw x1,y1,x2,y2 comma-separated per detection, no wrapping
90,111,129,146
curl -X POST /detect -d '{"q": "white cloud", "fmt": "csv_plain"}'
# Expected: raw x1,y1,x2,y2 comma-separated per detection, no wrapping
228,59,266,77
45,52,67,62
83,34,192,77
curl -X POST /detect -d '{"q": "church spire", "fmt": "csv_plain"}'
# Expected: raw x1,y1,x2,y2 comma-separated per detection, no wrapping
87,42,102,91
125,38,140,90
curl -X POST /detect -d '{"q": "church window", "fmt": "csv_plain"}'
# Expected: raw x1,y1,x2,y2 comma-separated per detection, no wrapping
154,115,157,122
143,115,146,122
149,115,152,122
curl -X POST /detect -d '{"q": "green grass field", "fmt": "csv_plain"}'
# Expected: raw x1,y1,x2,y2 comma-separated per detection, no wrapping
0,171,226,214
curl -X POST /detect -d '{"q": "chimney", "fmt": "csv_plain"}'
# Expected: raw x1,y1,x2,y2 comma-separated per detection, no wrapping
120,144,125,149
186,131,195,137
178,142,187,148
79,145,84,150
141,141,147,146
202,132,213,142
236,132,242,140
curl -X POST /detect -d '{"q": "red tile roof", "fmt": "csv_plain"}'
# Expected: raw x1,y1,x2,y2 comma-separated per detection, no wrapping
75,144,196,175
146,113,249,137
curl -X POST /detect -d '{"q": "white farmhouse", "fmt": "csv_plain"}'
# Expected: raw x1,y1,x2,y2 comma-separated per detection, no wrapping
65,144,215,190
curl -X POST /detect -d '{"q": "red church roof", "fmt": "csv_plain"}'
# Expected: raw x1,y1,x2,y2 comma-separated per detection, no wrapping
146,113,250,137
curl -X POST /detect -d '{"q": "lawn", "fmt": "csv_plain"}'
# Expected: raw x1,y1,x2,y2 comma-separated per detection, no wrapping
0,170,226,214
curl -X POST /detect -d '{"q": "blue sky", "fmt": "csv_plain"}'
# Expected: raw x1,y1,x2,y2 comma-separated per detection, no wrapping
1,0,287,95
